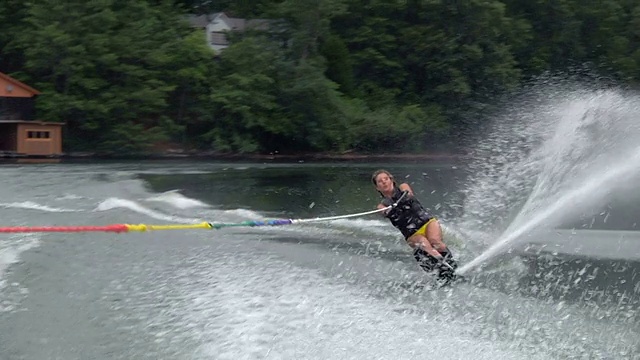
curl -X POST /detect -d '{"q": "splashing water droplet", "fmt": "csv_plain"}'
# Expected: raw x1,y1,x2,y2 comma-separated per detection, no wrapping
456,83,640,275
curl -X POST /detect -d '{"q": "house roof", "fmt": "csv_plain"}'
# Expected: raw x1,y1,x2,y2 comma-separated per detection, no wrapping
0,72,41,97
187,12,270,31
187,12,222,28
245,19,271,31
225,17,246,30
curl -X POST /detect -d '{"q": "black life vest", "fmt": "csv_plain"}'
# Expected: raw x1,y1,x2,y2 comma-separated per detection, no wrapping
381,187,434,239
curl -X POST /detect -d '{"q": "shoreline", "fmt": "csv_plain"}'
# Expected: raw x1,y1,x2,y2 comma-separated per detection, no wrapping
0,151,465,163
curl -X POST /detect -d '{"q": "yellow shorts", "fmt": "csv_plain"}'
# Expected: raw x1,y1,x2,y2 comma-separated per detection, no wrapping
412,218,437,237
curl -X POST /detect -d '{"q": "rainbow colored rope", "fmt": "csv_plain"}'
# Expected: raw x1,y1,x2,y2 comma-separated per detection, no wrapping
0,207,389,233
0,220,291,233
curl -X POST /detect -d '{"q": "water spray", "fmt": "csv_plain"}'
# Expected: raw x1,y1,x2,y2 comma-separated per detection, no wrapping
457,87,640,275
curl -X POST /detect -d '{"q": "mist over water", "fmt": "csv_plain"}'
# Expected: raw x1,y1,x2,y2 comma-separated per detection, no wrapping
456,82,640,274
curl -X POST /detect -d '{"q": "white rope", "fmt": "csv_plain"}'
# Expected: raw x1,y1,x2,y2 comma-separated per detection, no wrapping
290,191,407,224
290,206,391,224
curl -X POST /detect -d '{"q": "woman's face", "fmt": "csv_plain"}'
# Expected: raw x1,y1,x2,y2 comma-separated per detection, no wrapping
374,172,394,193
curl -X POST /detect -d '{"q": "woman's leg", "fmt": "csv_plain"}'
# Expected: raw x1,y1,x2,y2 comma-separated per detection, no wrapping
407,233,442,259
426,219,447,252
426,220,459,278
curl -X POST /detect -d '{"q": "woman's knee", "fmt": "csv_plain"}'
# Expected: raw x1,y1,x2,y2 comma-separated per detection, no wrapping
407,234,428,249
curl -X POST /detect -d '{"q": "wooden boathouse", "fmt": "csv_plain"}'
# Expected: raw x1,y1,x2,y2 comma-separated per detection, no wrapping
0,72,63,157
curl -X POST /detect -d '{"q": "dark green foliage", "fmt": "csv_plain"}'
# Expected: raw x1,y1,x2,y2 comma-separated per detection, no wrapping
320,35,355,96
174,0,282,17
3,0,640,155
0,0,28,73
205,36,284,152
9,0,199,154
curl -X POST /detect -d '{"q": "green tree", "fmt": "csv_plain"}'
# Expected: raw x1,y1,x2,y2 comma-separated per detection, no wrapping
0,0,28,73
277,59,354,151
627,5,640,80
578,0,636,81
175,0,282,17
276,0,348,61
205,37,285,153
14,0,194,154
6,0,640,156
503,0,583,74
320,35,355,96
163,30,218,148
349,102,448,152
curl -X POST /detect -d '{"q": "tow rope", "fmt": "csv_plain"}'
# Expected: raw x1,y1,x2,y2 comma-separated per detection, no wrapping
0,207,391,233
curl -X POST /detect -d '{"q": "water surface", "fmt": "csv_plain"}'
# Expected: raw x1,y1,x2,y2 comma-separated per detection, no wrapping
0,161,637,359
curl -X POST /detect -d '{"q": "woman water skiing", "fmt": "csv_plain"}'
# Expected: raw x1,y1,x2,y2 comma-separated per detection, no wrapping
372,169,458,282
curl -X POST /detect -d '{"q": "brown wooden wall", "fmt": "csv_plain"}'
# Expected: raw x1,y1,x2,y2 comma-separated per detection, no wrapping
16,123,63,155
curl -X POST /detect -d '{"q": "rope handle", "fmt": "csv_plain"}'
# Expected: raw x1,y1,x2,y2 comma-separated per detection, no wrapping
391,190,409,208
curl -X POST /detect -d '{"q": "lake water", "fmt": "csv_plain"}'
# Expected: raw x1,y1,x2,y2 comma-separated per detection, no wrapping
0,160,638,359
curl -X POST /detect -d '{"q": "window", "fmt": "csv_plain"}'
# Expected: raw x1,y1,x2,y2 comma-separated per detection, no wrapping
27,131,50,139
210,32,229,45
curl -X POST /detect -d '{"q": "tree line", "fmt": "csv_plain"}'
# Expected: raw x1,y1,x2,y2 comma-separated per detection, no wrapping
1,0,639,155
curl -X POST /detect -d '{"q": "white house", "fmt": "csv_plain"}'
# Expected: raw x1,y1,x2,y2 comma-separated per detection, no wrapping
188,12,269,53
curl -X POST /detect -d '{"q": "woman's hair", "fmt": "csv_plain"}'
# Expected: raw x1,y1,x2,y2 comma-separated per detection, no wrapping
371,169,394,186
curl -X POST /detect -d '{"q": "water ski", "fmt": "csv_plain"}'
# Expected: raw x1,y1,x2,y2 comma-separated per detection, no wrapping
413,248,462,287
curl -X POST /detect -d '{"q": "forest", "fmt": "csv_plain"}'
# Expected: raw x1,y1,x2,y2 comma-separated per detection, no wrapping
1,0,639,155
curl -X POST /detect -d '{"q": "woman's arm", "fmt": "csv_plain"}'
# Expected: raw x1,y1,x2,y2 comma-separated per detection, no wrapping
398,183,414,196
377,202,390,216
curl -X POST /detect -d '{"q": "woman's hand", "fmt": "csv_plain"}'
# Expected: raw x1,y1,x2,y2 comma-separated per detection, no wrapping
398,183,414,197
